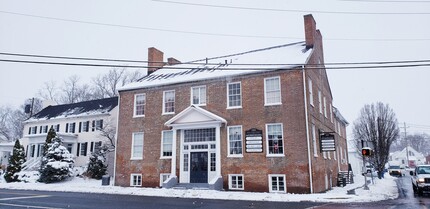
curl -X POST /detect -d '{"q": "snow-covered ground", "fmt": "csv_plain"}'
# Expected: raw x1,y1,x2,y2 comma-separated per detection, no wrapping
0,173,398,203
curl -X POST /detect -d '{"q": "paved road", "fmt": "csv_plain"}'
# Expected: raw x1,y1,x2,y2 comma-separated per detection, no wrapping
316,174,430,209
0,189,323,209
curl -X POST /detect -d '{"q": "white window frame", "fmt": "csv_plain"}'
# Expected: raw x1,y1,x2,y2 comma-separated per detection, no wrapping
131,132,144,160
318,90,322,114
312,124,318,157
229,174,244,190
329,103,333,123
227,82,242,109
323,96,327,118
134,93,146,117
160,173,171,187
264,76,281,106
191,86,206,106
308,78,314,106
163,90,175,115
268,174,286,193
227,125,243,157
130,173,142,186
266,123,284,157
160,130,173,159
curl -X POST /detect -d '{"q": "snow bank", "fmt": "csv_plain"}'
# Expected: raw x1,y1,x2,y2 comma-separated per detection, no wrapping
0,175,398,203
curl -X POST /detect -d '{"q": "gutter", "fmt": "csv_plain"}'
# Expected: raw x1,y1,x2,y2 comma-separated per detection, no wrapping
302,66,313,193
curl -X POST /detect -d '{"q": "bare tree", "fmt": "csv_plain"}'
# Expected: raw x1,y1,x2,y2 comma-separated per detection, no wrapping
98,117,116,151
92,68,144,99
353,102,400,178
0,106,28,141
37,80,60,103
392,133,430,155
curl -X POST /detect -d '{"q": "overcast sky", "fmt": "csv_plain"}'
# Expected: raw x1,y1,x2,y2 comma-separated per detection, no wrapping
1,0,429,136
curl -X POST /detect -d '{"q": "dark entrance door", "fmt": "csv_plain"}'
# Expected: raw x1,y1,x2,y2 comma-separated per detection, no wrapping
190,152,208,183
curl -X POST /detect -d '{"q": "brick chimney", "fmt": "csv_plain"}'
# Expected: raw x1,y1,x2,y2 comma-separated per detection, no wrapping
148,47,165,74
304,14,317,49
167,57,181,66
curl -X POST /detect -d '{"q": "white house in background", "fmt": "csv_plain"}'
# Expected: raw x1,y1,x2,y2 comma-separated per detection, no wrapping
20,97,118,174
0,140,14,170
347,139,362,175
389,146,426,168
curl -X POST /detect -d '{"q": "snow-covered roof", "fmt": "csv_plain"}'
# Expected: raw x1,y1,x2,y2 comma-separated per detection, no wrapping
119,42,312,91
333,106,349,125
26,97,118,122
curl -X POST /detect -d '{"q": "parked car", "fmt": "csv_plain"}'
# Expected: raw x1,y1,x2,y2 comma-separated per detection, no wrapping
410,165,430,196
388,165,403,177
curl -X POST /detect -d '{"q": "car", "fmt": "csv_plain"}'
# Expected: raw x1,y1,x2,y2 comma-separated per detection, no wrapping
410,165,430,196
388,165,403,177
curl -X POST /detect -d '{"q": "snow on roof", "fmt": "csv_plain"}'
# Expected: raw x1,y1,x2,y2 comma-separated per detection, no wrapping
333,106,349,125
119,42,312,91
26,97,118,122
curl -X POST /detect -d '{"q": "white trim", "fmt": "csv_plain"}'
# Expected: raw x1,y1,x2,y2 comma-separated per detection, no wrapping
318,90,322,114
130,132,144,160
308,78,314,107
165,105,227,128
130,173,142,186
303,69,313,193
228,174,244,190
227,125,243,158
227,81,242,109
265,123,284,157
133,93,146,118
162,90,175,115
264,76,282,106
190,85,207,106
312,124,318,157
268,174,286,193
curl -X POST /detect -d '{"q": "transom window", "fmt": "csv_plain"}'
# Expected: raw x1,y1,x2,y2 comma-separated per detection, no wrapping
130,174,142,186
191,86,206,106
163,90,175,114
227,82,241,108
229,174,244,190
269,174,286,193
227,126,243,156
184,128,215,142
161,130,173,158
264,77,281,105
134,93,146,117
266,123,284,156
131,132,144,160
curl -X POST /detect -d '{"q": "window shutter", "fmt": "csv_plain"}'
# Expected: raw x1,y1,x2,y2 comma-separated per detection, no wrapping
76,143,80,156
39,126,42,134
92,120,95,131
99,120,103,129
66,123,69,133
84,142,88,156
28,127,31,135
79,122,82,133
34,126,37,134
86,121,90,132
90,142,94,153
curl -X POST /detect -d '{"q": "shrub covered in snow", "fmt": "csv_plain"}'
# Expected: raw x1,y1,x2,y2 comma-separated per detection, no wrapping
38,136,74,183
4,140,26,182
86,144,108,179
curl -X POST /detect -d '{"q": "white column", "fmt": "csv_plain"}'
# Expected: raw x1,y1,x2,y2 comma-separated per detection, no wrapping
171,128,177,177
216,125,221,176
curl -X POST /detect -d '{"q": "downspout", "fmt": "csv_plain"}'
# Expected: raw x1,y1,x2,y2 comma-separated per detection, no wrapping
112,94,121,186
302,66,313,193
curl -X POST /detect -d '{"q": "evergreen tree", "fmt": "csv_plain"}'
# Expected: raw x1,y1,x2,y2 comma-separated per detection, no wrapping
43,127,57,156
86,144,108,179
4,140,26,182
38,136,74,183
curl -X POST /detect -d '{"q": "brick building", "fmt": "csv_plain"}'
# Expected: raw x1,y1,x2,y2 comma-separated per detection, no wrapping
114,14,349,193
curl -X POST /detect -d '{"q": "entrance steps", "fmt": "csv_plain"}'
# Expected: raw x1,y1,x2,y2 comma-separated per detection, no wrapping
173,183,210,190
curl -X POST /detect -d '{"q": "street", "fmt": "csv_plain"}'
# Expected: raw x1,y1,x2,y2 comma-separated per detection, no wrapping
0,189,323,209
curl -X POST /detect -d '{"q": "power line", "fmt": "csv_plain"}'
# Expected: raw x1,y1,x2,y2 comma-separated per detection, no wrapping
339,0,430,3
1,10,430,41
152,0,430,15
2,51,430,67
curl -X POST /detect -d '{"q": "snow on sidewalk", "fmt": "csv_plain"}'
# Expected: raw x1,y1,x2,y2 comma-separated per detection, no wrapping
0,174,398,203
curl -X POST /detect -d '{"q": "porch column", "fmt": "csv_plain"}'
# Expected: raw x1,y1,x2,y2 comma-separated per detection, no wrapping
171,128,177,177
216,125,221,176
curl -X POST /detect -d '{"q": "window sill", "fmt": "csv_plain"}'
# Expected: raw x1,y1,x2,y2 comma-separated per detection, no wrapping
229,187,244,191
227,106,242,110
160,156,173,160
264,103,282,106
130,157,143,161
133,115,145,118
314,154,318,158
266,154,285,157
227,154,243,158
162,112,175,115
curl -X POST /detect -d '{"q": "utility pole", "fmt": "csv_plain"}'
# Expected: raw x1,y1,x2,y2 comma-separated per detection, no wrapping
403,122,409,167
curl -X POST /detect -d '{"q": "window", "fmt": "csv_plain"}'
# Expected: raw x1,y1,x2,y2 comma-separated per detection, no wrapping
66,143,73,154
308,79,314,106
210,153,216,171
191,86,206,106
318,91,322,114
130,174,142,186
266,124,284,156
268,174,286,193
323,97,327,118
54,124,60,132
160,173,170,187
29,126,37,135
40,125,48,134
134,93,146,117
82,121,89,132
184,128,215,142
161,130,173,158
66,122,75,133
229,174,244,190
80,142,88,156
183,154,189,172
312,124,318,157
264,77,281,105
227,126,243,156
227,82,241,108
329,103,333,123
131,132,144,160
163,90,175,114
95,119,103,130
